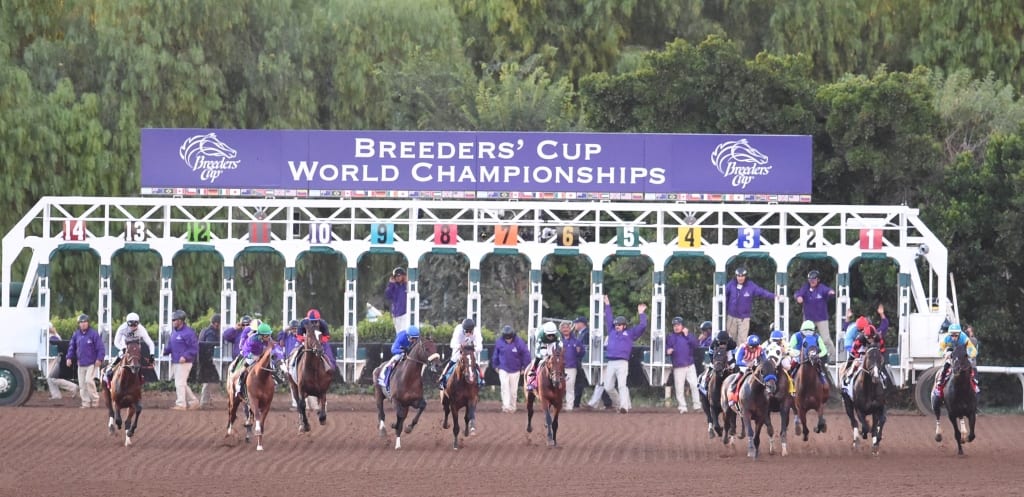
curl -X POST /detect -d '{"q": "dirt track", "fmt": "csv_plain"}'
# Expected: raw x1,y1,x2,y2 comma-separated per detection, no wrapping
1,391,1018,497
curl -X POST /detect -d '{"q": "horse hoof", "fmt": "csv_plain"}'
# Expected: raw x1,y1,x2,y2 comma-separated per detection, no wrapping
404,426,414,435
527,426,533,433
318,417,326,426
257,445,264,451
442,422,450,429
968,434,976,443
935,434,943,443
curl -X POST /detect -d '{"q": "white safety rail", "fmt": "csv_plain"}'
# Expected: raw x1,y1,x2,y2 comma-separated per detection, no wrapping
0,195,976,397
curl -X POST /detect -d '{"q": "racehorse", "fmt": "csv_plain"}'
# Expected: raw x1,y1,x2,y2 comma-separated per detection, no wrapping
766,354,793,456
226,344,277,451
841,346,887,454
286,320,333,433
933,342,977,455
699,346,734,440
526,344,566,447
373,336,440,450
722,357,778,459
102,340,144,447
441,343,480,450
794,344,828,441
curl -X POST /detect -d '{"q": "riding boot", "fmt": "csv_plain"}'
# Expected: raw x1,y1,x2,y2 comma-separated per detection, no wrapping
237,370,248,398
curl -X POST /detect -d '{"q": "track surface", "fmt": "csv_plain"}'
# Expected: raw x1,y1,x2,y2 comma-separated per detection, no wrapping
1,392,1018,497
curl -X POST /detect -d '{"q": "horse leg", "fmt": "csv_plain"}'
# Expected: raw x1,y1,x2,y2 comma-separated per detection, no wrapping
405,398,427,434
375,389,388,438
467,403,477,436
967,412,977,443
451,405,461,450
933,394,944,442
393,403,408,450
744,413,756,458
526,391,535,433
546,405,560,447
949,413,963,455
123,405,135,447
243,403,254,444
317,394,327,426
815,405,827,434
872,407,886,455
254,403,267,452
127,400,142,441
700,391,715,439
292,385,310,433
799,408,810,442
226,394,240,437
105,389,118,435
752,420,764,460
442,394,452,430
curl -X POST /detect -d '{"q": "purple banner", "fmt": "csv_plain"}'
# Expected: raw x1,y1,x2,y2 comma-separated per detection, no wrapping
141,129,812,201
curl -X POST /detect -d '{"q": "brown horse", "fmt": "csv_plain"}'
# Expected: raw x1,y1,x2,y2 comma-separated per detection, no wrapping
102,340,144,447
721,357,778,459
794,344,828,441
841,346,888,454
286,321,333,432
766,355,794,456
226,344,277,451
441,343,480,450
933,342,977,455
373,336,441,450
526,345,566,447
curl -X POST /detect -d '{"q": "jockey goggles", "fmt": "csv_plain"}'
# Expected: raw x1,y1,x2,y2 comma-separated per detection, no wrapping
128,321,139,327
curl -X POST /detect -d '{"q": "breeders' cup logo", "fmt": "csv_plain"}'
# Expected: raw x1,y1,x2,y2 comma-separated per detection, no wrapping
710,139,773,189
179,133,240,183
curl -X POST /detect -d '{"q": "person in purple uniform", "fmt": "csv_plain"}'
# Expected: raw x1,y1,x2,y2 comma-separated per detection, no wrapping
277,319,301,358
586,295,648,414
385,267,409,336
65,314,104,408
235,323,285,397
163,309,199,410
491,325,530,413
559,321,585,411
793,269,837,362
221,314,252,358
666,316,701,413
725,267,777,345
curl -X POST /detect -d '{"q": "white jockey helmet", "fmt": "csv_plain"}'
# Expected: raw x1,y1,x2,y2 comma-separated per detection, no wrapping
126,312,140,323
542,322,558,336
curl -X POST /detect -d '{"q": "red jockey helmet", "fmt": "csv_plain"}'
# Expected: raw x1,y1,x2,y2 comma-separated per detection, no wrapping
855,316,870,330
307,309,321,320
864,325,878,339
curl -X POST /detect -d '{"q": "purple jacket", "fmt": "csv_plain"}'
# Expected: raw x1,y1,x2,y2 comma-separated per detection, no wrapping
562,334,586,369
163,325,198,363
221,325,245,357
725,279,775,319
67,327,104,365
666,331,699,367
278,330,300,356
385,281,407,318
794,282,835,322
492,336,530,373
241,334,284,360
604,303,647,360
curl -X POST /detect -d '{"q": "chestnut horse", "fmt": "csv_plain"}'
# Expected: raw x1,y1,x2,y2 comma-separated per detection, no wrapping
441,343,480,450
526,345,566,447
286,320,333,432
794,344,828,441
102,340,144,447
373,337,441,450
841,346,887,454
226,344,277,451
933,342,977,455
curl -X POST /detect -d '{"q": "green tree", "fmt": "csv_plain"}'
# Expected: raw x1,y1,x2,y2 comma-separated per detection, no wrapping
931,69,1024,164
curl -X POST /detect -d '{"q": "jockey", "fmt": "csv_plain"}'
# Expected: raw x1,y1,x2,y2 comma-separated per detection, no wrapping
439,318,483,389
764,329,789,367
236,323,284,396
842,324,885,388
380,325,419,391
294,309,335,369
934,323,980,397
104,312,156,385
728,335,766,407
526,321,561,390
789,319,830,386
699,329,737,394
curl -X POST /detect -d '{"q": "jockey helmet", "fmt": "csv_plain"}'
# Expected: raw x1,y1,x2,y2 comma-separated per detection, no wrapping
542,322,558,335
855,316,870,331
240,315,252,326
307,309,321,321
864,325,878,339
948,323,962,335
800,320,816,332
700,321,713,331
747,335,761,347
210,313,221,324
78,314,90,323
671,316,684,326
171,309,187,321
716,330,729,342
288,319,300,329
501,325,515,337
461,318,476,332
807,269,820,280
125,312,140,324
734,267,748,276
257,323,273,335
407,325,420,338
393,267,406,277
770,330,785,342
613,316,627,326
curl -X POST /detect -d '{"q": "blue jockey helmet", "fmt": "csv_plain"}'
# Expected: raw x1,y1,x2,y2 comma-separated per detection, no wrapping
948,323,962,334
406,325,420,338
747,335,760,347
770,330,785,341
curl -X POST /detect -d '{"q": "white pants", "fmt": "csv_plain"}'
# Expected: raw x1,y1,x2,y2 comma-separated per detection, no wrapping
589,359,630,410
497,369,521,412
813,320,836,361
726,316,751,345
672,365,700,412
393,314,409,336
564,368,577,410
76,364,99,407
172,362,199,408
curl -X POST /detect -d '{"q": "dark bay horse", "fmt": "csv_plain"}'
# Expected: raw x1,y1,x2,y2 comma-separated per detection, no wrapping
441,343,480,450
286,320,333,432
699,346,734,439
722,358,778,459
794,344,828,441
841,346,887,454
102,340,143,447
226,344,277,451
934,343,977,455
766,355,793,456
526,345,566,447
373,337,440,450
